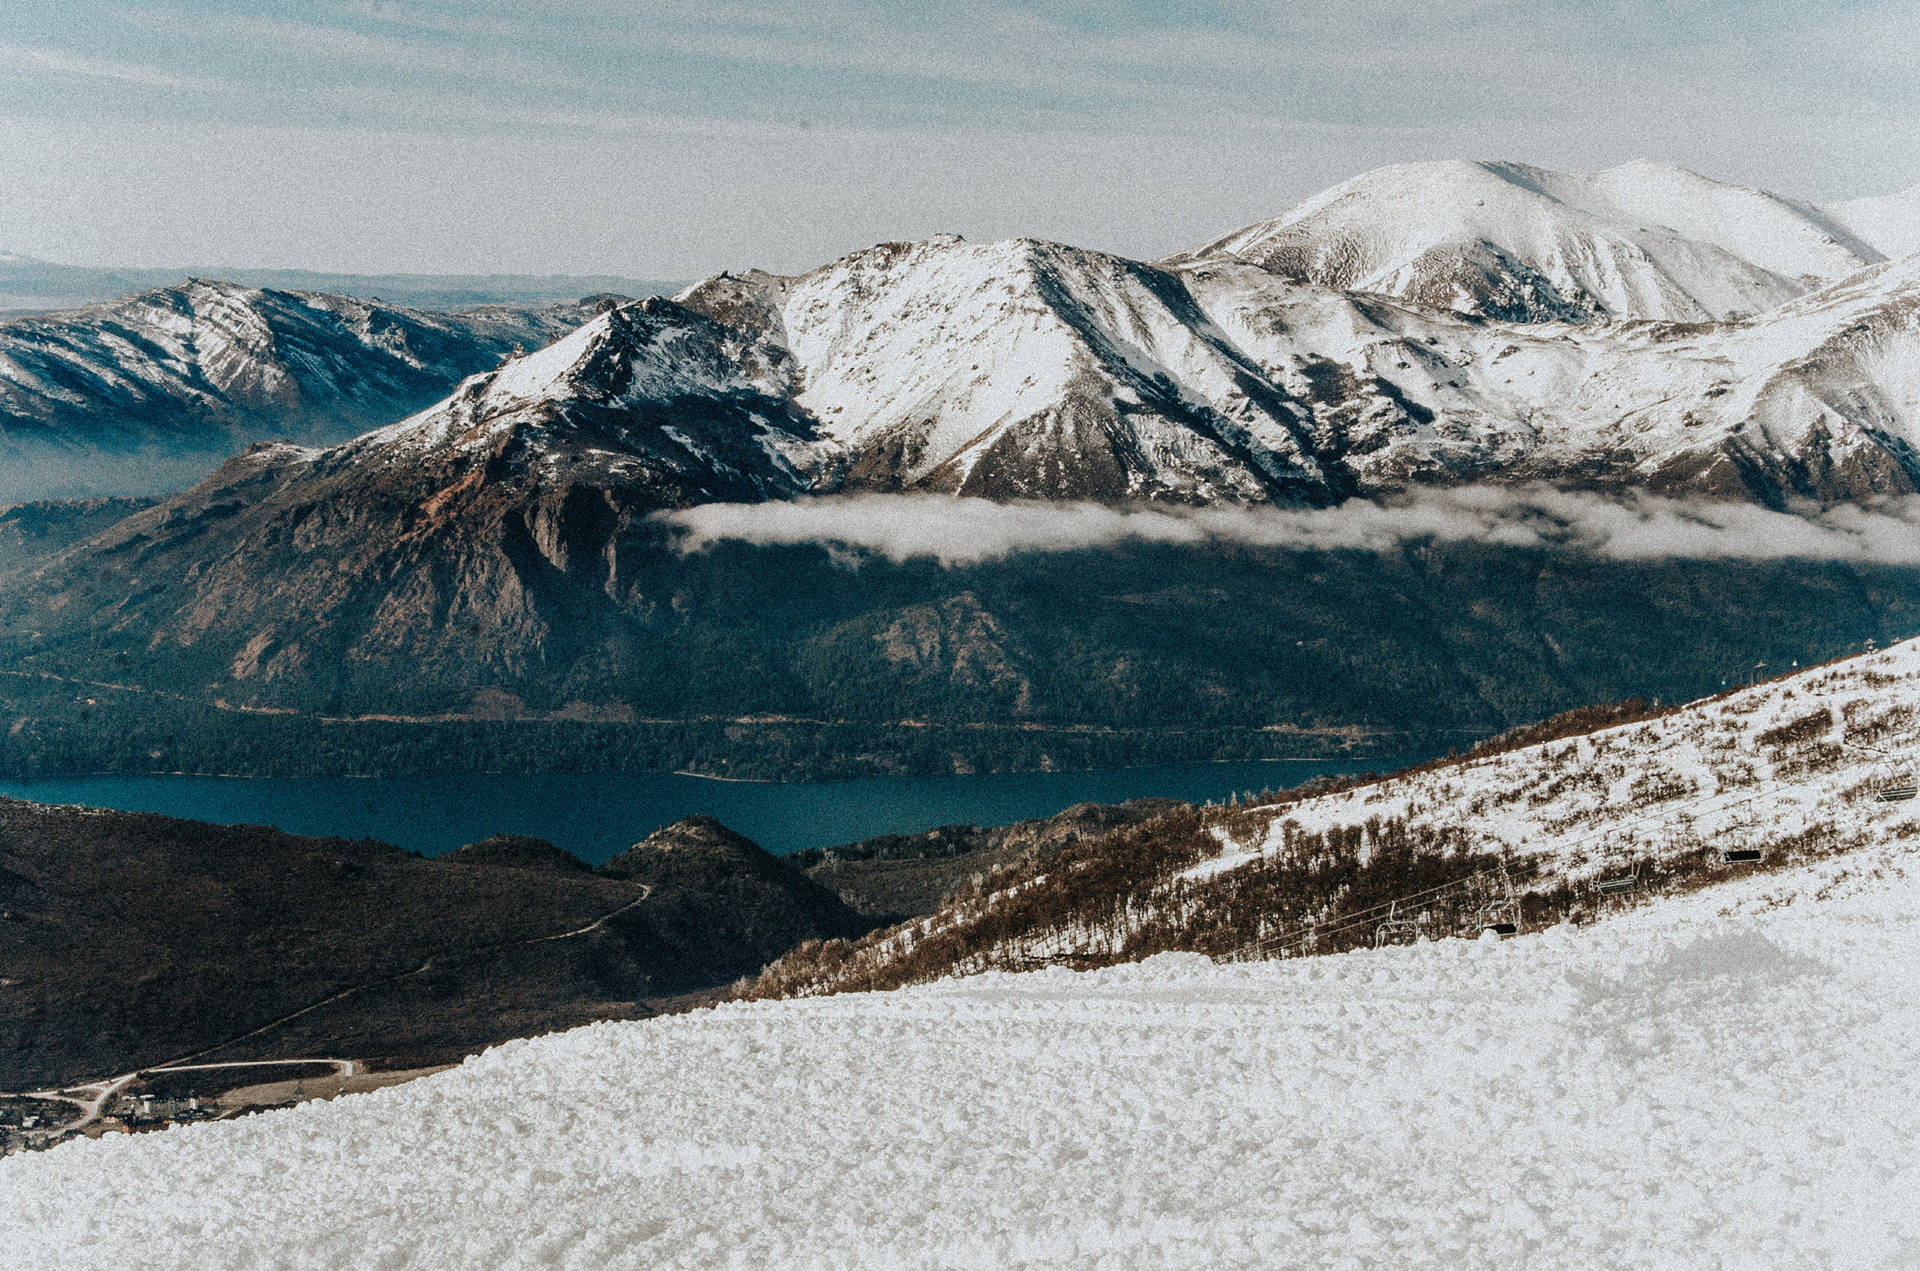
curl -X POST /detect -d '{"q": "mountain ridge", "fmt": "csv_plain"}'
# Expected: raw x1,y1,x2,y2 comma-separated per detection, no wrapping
1173,158,1906,324
0,280,609,501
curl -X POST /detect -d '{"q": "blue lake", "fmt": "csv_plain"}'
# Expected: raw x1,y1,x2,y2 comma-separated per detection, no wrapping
0,757,1419,863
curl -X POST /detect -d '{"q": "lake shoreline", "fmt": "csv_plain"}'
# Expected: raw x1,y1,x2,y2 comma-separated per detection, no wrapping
0,753,1432,863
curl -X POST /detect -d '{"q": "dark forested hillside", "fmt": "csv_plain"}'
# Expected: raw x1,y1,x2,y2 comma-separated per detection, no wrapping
1,533,1914,780
0,800,870,1089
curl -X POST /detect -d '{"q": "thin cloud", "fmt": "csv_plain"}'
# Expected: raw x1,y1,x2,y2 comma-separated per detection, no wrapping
0,40,228,92
120,8,563,88
656,489,1920,568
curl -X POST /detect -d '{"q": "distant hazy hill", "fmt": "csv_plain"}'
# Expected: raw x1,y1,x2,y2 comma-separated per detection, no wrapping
0,252,682,315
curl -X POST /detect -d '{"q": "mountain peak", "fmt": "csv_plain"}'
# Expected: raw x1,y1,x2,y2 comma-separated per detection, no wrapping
1594,157,1706,179
1178,157,1881,321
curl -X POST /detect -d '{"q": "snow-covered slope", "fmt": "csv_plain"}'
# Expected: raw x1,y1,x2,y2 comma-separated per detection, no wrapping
1179,160,1887,323
749,637,1920,994
1826,183,1920,259
1175,252,1920,500
679,236,1332,503
671,230,1920,505
4,818,1918,1267
1201,638,1920,888
0,280,597,500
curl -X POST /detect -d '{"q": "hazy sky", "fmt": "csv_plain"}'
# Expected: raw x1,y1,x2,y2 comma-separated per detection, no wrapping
2,1,1916,278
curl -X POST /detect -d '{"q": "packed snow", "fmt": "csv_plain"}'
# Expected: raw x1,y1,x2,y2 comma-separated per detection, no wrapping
4,836,1919,1269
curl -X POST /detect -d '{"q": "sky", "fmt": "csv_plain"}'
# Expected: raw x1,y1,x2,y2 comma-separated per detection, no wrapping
0,1,1916,279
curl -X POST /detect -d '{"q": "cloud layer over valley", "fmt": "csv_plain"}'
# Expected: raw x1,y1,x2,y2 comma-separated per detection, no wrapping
658,488,1920,567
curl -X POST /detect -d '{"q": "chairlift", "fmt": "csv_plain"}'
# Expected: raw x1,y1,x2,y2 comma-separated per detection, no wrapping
1373,902,1419,948
1713,801,1767,866
1467,865,1523,937
1477,906,1522,937
1589,869,1640,898
1872,763,1918,803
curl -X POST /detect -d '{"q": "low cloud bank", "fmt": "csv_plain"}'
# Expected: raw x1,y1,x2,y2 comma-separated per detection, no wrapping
656,488,1920,567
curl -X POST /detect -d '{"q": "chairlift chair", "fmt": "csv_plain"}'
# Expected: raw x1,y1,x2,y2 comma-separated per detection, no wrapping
1718,828,1765,865
1873,764,1918,803
1714,801,1767,866
1450,863,1524,938
1477,899,1522,937
1473,872,1524,937
1373,902,1419,948
1589,869,1640,898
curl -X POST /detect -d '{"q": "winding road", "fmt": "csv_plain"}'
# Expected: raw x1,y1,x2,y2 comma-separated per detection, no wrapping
11,884,652,1143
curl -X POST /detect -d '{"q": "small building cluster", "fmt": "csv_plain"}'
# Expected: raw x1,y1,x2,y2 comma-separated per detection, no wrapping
108,1093,219,1130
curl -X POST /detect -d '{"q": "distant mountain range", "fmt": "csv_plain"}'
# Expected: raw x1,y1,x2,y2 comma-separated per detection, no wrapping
0,281,616,501
0,252,681,315
6,159,1917,507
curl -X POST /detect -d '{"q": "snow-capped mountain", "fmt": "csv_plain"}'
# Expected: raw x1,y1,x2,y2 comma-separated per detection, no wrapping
0,296,841,689
345,295,826,506
8,160,1917,511
0,280,604,500
1176,159,1894,323
679,236,1332,503
1175,251,1920,500
671,227,1920,505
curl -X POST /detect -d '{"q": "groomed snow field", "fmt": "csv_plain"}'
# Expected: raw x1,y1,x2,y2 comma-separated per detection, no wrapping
5,843,1919,1270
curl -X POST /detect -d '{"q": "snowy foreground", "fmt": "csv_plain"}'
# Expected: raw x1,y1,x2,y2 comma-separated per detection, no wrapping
6,852,1920,1270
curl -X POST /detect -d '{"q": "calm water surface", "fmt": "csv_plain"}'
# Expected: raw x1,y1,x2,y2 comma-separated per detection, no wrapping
0,757,1421,863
